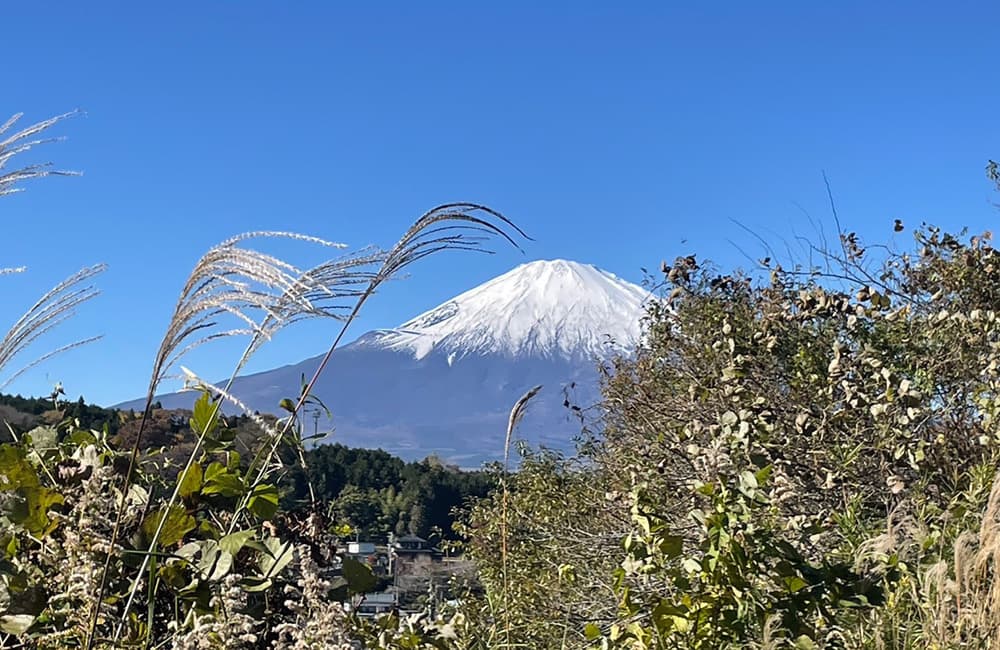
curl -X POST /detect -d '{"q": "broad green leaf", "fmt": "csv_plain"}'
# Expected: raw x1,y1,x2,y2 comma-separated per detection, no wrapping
671,615,692,633
794,635,818,650
198,519,220,540
258,537,294,579
658,534,684,559
189,391,220,435
202,462,245,497
738,470,758,493
196,542,232,582
652,600,682,636
247,483,280,519
142,506,196,547
177,463,203,499
3,535,18,559
202,427,236,453
0,446,38,491
220,529,255,556
634,514,651,537
176,541,200,561
11,487,64,536
784,576,809,593
584,623,601,640
158,561,192,591
66,429,97,446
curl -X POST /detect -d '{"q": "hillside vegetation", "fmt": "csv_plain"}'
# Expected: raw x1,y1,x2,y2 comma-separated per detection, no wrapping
444,221,1000,649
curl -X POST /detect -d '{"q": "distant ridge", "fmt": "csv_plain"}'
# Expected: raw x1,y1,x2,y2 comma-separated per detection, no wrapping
116,259,650,466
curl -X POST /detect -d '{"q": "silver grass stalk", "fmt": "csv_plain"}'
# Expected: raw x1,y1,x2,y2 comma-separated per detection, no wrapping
149,232,378,390
501,384,542,650
98,233,386,644
232,203,529,531
0,264,106,389
0,111,102,390
104,203,527,645
179,365,280,439
0,111,80,196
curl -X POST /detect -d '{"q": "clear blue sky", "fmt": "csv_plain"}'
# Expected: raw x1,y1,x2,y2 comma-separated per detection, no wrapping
3,2,999,406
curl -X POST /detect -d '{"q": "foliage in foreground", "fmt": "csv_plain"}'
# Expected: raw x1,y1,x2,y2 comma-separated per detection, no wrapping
442,222,1000,649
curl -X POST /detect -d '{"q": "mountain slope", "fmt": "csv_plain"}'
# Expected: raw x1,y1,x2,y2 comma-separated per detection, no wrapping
366,259,648,361
117,260,649,466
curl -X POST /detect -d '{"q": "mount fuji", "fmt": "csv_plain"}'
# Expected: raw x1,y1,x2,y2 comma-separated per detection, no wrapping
117,260,650,466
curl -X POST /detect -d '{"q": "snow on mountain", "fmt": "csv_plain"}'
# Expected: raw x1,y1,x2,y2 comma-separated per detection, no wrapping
116,259,650,466
361,259,648,361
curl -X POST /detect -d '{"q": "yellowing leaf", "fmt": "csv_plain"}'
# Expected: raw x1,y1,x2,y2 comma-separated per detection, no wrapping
142,506,195,547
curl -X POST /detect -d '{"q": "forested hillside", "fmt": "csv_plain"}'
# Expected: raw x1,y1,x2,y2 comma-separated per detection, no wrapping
288,444,494,540
0,394,491,542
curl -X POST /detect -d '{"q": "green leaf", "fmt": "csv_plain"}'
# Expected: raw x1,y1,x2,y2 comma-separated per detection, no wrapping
754,464,773,486
342,557,377,595
66,429,97,446
220,529,255,556
142,506,196,547
258,537,294,579
794,635,818,650
634,513,651,537
278,398,296,413
202,462,245,498
658,534,684,559
584,623,602,640
784,576,809,593
158,561,192,591
11,487,64,536
190,391,220,435
652,600,683,636
670,615,692,633
197,543,233,582
177,463,203,499
247,483,280,519
198,519,221,539
0,446,39,491
176,540,232,582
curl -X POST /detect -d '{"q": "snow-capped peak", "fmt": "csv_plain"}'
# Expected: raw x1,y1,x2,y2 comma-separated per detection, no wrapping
363,259,650,361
